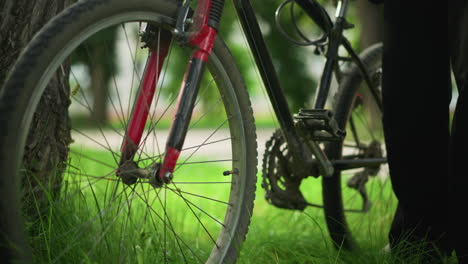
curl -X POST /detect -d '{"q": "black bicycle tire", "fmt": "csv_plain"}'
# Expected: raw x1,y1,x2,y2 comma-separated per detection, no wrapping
0,0,257,263
321,43,384,249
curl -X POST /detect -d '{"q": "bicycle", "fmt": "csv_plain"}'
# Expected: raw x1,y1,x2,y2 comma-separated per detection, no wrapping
0,0,386,263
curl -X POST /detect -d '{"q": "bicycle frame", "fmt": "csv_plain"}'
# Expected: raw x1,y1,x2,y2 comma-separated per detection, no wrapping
234,0,386,175
119,0,386,184
237,0,386,173
233,0,340,178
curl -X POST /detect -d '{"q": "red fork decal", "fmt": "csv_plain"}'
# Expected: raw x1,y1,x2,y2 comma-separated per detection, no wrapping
121,45,170,160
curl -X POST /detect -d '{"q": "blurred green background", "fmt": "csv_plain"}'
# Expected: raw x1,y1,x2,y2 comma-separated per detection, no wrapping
69,0,384,129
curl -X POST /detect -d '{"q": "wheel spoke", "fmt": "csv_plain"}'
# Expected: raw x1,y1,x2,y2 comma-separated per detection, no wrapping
137,30,175,163
169,183,220,248
176,159,233,166
165,186,231,206
175,118,230,172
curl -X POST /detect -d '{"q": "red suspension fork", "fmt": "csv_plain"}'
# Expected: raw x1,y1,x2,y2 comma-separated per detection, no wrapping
159,0,224,181
120,29,172,163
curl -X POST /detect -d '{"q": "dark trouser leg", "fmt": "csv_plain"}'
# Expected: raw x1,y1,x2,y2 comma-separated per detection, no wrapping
383,0,451,254
450,1,468,261
450,84,468,262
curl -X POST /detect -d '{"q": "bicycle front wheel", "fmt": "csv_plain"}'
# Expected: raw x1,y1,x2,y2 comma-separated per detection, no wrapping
0,0,257,263
322,43,393,249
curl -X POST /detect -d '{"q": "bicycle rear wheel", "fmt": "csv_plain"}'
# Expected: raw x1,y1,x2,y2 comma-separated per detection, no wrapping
0,0,256,263
322,44,393,249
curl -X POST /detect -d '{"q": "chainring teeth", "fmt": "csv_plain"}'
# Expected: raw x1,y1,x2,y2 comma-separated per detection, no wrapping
261,129,308,210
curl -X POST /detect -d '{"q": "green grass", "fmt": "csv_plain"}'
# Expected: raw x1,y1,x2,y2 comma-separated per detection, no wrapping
71,113,279,131
237,176,390,264
26,148,458,264
29,145,264,263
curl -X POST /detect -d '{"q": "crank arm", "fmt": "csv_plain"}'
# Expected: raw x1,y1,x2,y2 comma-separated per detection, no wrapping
292,127,334,178
304,139,334,177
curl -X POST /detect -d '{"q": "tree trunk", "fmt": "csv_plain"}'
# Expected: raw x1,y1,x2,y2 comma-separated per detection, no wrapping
0,0,74,217
356,0,384,131
357,0,384,49
90,44,109,124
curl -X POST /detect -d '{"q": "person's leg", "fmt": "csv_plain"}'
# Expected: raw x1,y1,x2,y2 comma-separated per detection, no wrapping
449,1,468,261
450,82,468,263
383,0,451,255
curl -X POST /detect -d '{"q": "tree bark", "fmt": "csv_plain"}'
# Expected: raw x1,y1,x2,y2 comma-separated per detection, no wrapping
356,0,384,131
0,0,74,216
357,0,384,49
91,49,109,124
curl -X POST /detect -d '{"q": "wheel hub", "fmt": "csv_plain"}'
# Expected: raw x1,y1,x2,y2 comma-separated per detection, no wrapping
117,160,164,188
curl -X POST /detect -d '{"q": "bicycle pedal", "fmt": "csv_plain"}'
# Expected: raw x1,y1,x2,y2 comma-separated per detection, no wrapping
294,109,346,141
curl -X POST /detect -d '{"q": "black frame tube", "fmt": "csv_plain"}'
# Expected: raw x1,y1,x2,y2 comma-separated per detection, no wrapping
232,0,317,172
166,57,205,150
332,158,387,171
231,0,380,176
313,16,345,109
293,0,333,33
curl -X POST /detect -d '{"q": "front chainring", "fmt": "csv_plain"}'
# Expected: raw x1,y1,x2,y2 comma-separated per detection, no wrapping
261,130,308,210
